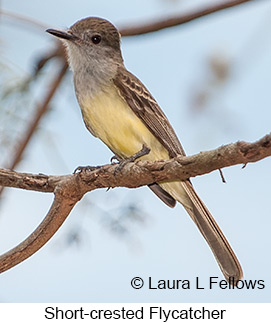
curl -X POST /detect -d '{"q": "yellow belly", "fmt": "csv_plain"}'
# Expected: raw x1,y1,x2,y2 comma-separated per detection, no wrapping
78,84,192,210
79,85,170,161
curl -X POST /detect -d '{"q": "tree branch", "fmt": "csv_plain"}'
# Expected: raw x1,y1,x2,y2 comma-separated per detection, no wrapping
0,61,68,197
8,62,68,170
120,0,256,36
0,133,270,274
1,133,270,193
0,192,80,273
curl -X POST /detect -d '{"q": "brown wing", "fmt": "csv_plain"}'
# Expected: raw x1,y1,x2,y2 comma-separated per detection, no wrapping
114,66,185,158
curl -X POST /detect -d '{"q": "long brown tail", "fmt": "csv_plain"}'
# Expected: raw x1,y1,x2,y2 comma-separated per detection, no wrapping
153,180,243,283
181,180,243,282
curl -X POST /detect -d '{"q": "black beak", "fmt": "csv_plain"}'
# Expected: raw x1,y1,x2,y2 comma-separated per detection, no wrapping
46,29,77,41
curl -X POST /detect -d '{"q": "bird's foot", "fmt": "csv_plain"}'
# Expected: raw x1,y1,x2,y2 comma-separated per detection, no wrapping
114,144,150,173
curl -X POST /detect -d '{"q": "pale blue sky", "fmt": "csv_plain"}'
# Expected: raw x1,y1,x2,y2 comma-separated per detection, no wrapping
0,0,271,302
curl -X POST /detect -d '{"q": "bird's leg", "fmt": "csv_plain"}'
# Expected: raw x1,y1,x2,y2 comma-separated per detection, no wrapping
75,145,150,175
128,144,151,162
113,144,150,173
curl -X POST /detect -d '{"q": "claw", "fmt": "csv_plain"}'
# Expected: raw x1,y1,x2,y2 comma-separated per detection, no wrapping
73,165,100,174
110,155,122,164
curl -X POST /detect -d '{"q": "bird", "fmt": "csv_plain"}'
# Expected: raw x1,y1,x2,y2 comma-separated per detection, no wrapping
46,17,243,283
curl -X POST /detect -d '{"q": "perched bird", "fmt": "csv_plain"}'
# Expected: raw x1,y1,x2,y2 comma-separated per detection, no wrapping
47,17,243,283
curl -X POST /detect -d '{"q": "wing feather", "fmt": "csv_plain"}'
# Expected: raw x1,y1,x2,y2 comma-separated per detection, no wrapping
114,67,185,158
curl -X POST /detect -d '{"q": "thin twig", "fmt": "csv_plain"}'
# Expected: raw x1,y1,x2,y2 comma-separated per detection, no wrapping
0,9,48,30
8,62,68,170
219,169,227,183
120,0,256,36
0,61,68,196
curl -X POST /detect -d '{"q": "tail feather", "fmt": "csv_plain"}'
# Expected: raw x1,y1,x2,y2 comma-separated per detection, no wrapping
151,180,243,283
148,183,176,208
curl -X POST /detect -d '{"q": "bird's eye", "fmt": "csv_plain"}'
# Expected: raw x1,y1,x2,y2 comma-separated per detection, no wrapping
91,35,101,44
